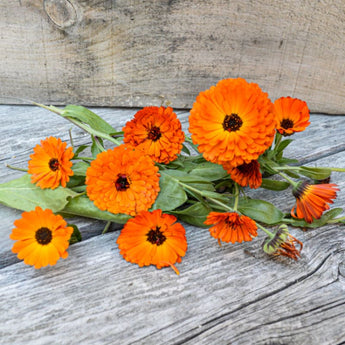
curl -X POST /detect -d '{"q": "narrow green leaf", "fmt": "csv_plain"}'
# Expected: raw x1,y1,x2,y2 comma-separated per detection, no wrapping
261,179,290,191
275,139,293,155
238,198,284,225
299,166,331,180
151,173,187,211
61,195,131,224
287,208,344,228
0,174,78,213
62,105,117,135
74,144,89,156
68,224,82,244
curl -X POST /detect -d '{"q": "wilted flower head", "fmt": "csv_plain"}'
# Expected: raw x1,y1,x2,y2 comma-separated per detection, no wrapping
262,225,303,260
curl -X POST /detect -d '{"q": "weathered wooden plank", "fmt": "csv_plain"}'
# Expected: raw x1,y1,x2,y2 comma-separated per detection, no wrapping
1,1,345,113
1,106,345,344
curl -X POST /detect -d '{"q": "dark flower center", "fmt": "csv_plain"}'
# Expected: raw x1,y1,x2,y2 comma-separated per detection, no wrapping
280,118,294,129
223,113,243,132
146,226,166,246
49,158,60,171
237,161,253,174
147,126,162,141
115,175,130,191
35,227,53,245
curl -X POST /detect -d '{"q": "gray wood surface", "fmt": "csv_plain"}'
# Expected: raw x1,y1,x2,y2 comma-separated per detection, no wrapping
1,1,345,113
1,105,345,344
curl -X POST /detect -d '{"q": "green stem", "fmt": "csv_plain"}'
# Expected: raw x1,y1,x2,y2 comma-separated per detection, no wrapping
327,216,345,224
102,221,112,234
277,171,299,188
33,102,122,146
256,222,275,238
69,128,74,150
6,164,28,172
233,183,239,211
178,180,234,212
274,132,283,150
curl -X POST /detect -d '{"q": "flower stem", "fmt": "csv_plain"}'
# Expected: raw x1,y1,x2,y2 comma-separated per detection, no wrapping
177,180,233,212
233,183,239,211
5,164,28,172
102,221,112,234
256,222,275,238
277,171,299,188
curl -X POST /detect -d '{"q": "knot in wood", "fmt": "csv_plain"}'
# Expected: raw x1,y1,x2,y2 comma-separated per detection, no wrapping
43,0,78,29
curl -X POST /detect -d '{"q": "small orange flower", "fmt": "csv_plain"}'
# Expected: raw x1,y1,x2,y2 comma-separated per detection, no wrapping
123,106,185,164
86,145,160,216
274,97,310,136
262,225,302,261
189,78,276,167
223,160,262,189
10,206,73,269
116,209,187,273
28,136,74,189
204,211,258,244
291,181,339,223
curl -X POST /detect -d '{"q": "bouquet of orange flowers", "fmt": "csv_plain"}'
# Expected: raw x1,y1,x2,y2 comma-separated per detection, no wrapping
2,78,345,274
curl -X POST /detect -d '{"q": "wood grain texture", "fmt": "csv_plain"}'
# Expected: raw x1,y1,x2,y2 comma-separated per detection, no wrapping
0,1,345,113
1,106,345,344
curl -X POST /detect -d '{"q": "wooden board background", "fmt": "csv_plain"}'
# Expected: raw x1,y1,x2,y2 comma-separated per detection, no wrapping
0,0,345,113
1,106,345,344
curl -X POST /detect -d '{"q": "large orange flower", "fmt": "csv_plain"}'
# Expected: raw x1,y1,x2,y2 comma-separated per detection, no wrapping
223,159,262,189
116,209,187,273
10,206,73,269
274,97,310,136
86,145,160,216
123,106,185,164
189,78,276,167
28,136,74,189
291,181,339,223
204,211,258,244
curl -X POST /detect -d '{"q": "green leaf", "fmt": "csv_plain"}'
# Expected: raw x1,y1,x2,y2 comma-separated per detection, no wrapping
72,161,90,176
151,172,188,211
238,198,284,225
299,166,331,180
62,105,117,135
189,161,228,181
171,202,210,227
275,139,293,156
0,174,78,213
74,144,89,157
287,208,344,228
68,224,82,244
61,195,131,224
261,179,290,191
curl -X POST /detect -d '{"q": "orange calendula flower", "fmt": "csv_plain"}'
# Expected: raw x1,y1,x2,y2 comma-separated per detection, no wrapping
223,160,262,189
274,96,310,136
116,209,187,274
28,136,74,189
204,211,258,245
10,206,73,269
86,145,160,216
291,181,339,223
262,225,302,261
189,78,276,167
123,106,185,164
